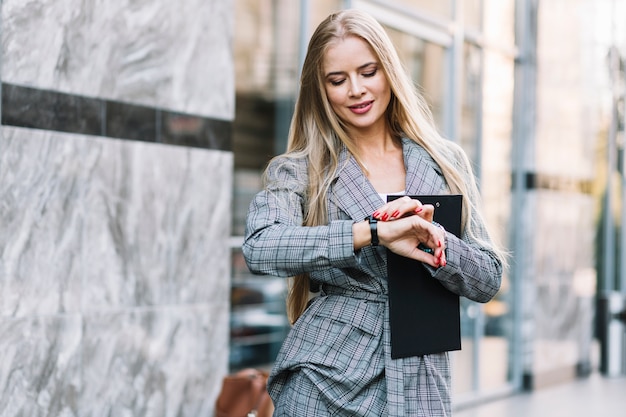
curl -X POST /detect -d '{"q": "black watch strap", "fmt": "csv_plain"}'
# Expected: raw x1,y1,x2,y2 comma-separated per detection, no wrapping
365,215,379,246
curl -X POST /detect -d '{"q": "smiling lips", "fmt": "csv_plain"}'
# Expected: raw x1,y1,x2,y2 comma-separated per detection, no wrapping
349,100,374,114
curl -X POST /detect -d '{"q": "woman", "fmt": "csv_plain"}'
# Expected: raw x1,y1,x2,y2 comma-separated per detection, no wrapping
243,9,505,416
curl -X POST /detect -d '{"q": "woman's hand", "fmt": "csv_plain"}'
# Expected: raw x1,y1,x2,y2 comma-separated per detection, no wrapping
372,196,446,268
372,195,434,222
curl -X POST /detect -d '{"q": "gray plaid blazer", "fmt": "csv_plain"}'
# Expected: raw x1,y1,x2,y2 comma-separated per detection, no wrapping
243,138,502,416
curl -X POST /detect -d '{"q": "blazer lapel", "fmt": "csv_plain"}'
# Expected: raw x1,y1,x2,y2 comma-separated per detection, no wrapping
402,138,447,196
329,139,447,221
330,145,383,221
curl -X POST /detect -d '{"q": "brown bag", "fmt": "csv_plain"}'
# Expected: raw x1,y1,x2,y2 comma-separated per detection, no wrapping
215,368,274,417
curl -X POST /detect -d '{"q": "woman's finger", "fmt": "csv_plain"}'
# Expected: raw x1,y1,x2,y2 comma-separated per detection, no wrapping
416,203,434,222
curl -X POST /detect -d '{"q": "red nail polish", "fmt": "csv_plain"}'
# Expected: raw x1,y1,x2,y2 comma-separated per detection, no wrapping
373,211,380,218
415,207,423,213
391,210,400,218
438,240,442,248
382,213,389,221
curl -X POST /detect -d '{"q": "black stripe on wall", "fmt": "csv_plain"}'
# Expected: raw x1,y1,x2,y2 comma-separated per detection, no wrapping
1,83,232,151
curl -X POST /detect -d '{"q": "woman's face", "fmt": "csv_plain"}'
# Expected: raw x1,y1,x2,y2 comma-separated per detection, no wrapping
322,36,391,137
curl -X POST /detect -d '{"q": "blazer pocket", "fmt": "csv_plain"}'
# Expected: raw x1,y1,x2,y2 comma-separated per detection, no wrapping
278,297,384,374
311,297,383,336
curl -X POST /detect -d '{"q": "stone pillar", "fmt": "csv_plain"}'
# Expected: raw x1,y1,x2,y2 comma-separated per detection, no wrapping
0,1,233,415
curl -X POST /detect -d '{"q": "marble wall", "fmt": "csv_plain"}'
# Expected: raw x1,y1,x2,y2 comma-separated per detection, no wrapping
1,1,234,416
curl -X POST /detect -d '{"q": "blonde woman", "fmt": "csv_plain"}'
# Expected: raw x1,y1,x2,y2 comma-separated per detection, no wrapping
243,9,505,416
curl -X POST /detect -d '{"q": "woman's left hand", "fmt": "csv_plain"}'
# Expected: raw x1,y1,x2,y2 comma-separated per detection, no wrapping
372,196,434,222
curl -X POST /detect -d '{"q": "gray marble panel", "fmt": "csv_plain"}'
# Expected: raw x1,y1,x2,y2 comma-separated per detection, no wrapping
79,306,228,417
0,128,84,316
80,134,233,309
0,126,233,316
2,0,234,120
0,315,82,417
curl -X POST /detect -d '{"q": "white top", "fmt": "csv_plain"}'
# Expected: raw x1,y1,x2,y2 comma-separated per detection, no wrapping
378,190,405,203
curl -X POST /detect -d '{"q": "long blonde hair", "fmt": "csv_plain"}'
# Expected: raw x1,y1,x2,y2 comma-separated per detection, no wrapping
271,9,504,324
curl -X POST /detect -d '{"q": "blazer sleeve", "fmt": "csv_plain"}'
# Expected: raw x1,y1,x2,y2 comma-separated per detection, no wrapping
242,157,360,277
427,143,503,303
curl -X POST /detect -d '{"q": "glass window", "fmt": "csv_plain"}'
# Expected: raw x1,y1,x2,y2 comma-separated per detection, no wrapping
392,0,452,19
464,0,483,30
309,0,345,35
230,247,290,370
453,44,515,397
231,0,303,371
483,0,515,48
479,46,515,391
233,0,301,170
384,25,447,128
461,43,483,174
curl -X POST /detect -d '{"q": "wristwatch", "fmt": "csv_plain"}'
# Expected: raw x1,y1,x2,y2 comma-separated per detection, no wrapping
365,215,379,246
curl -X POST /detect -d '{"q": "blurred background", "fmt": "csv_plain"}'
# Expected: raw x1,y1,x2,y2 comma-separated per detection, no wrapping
1,0,625,416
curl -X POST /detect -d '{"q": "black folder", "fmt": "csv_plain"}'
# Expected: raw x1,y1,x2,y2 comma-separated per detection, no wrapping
386,194,463,359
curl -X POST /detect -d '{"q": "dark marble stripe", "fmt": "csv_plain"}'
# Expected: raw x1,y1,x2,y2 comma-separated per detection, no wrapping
2,83,102,136
161,110,231,150
1,83,232,151
106,100,157,142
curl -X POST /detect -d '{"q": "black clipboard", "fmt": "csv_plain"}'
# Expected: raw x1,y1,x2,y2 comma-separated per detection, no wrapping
386,194,463,358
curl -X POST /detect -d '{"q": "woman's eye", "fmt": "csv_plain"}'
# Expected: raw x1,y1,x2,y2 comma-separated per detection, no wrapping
363,69,377,77
329,79,345,86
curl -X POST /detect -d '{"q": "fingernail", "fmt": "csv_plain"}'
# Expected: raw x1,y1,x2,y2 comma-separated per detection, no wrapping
373,211,380,218
442,260,447,267
382,213,389,221
438,240,442,248
414,207,423,213
391,210,400,218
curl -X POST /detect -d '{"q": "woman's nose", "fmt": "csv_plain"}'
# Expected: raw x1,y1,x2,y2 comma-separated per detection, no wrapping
349,77,365,97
